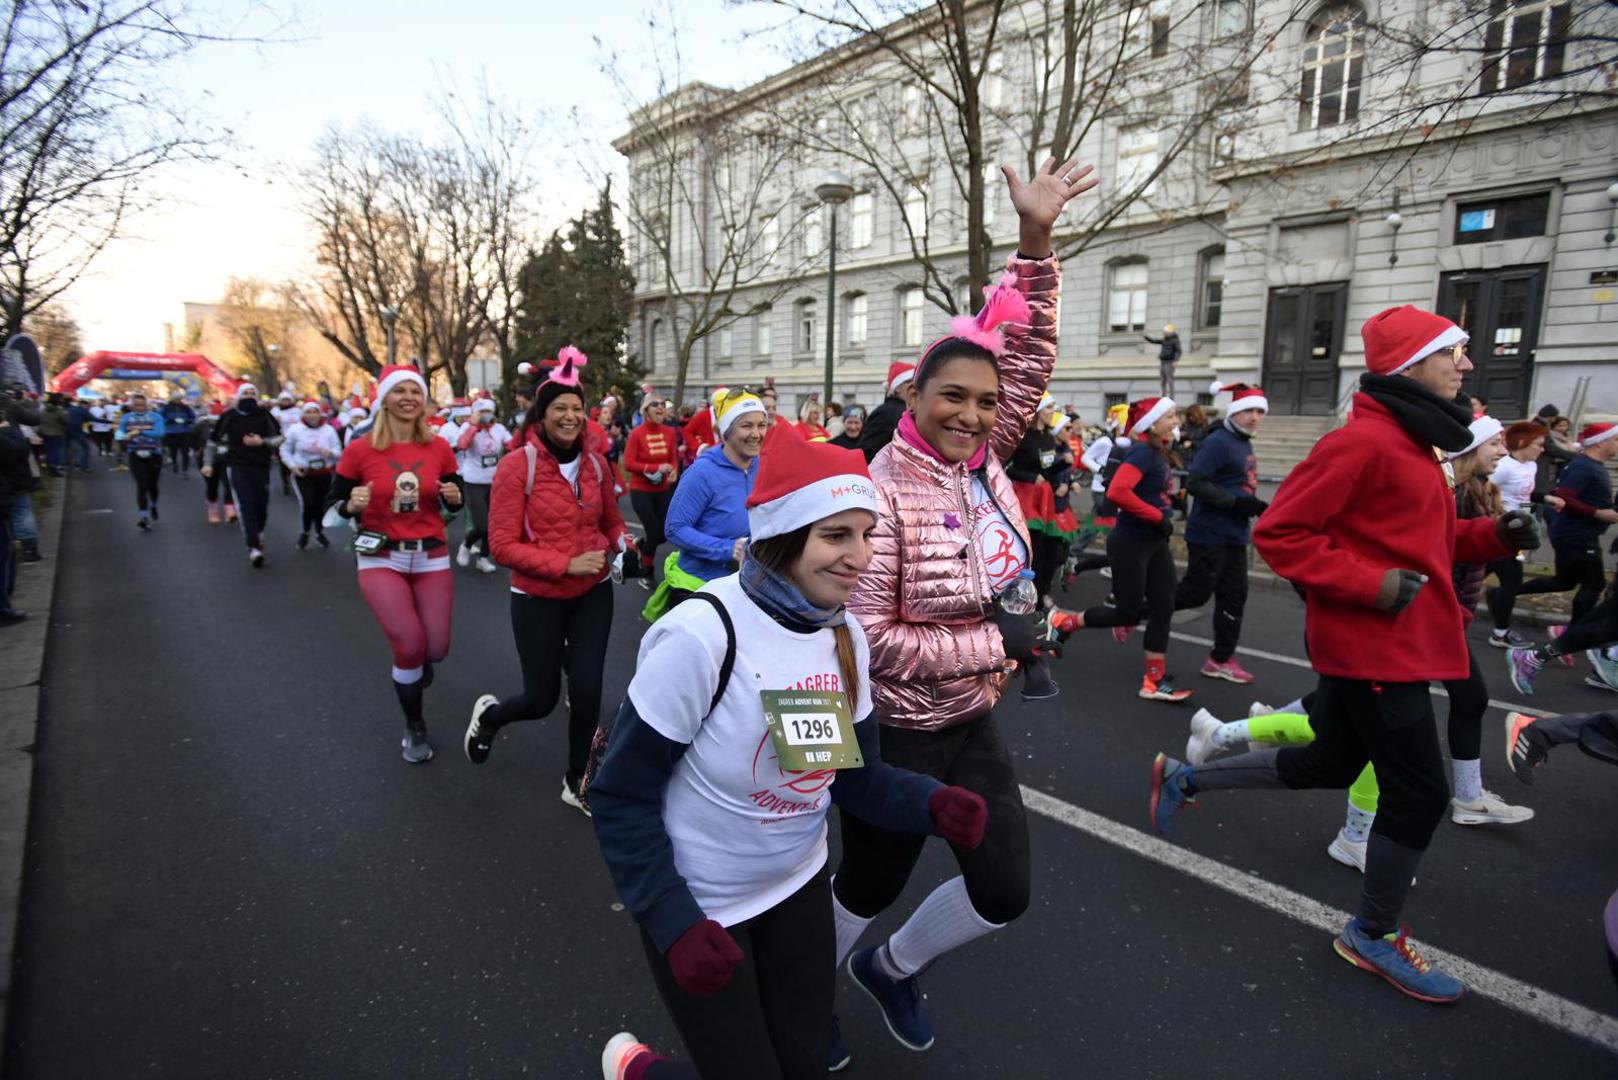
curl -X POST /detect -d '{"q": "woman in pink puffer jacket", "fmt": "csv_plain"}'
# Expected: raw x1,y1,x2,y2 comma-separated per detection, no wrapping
829,156,1098,1058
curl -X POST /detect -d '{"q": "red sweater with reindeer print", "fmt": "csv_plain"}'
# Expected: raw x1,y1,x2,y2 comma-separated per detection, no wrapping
335,436,460,542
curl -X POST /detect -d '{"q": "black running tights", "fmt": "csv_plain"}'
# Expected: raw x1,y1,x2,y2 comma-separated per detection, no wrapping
1550,592,1618,656
128,453,161,512
1517,541,1607,622
1080,525,1176,652
484,581,614,786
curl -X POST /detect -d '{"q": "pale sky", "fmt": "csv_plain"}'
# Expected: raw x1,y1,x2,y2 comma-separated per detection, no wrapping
70,0,793,353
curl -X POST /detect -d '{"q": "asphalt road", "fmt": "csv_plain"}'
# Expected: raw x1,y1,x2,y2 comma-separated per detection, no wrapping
5,464,1617,1079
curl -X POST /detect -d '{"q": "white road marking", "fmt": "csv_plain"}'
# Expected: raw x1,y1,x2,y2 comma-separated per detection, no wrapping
1019,784,1618,1055
1169,631,1559,719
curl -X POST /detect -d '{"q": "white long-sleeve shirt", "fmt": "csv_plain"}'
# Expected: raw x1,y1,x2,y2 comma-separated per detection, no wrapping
280,419,343,471
1490,455,1537,512
1082,434,1120,493
455,421,512,484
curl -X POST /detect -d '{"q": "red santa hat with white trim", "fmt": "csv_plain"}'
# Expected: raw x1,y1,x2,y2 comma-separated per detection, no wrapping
1578,422,1618,449
372,363,427,407
745,439,880,542
886,361,916,395
1361,305,1468,376
1209,380,1269,416
1128,396,1177,436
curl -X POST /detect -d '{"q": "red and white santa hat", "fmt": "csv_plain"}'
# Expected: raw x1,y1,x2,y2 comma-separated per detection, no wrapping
372,363,427,407
1361,306,1468,376
886,361,916,394
1578,422,1618,449
746,439,880,542
471,396,496,415
1129,396,1177,436
1209,380,1269,416
1444,415,1504,461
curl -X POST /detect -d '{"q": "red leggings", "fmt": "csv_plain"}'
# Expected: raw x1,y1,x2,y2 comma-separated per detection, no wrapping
357,557,453,677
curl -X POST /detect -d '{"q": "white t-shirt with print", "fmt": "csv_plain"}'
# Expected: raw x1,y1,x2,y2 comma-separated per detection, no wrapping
458,422,512,484
627,574,874,929
969,475,1030,596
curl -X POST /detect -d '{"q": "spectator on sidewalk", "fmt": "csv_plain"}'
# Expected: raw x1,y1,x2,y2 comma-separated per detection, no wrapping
39,394,66,476
0,408,32,623
1144,324,1182,399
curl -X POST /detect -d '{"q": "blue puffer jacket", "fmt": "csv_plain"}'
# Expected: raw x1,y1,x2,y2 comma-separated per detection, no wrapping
666,447,756,581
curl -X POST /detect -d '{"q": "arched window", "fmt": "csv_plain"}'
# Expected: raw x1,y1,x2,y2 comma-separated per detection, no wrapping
1299,6,1364,130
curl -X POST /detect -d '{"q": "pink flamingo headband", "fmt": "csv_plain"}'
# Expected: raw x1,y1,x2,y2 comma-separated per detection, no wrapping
915,272,1030,380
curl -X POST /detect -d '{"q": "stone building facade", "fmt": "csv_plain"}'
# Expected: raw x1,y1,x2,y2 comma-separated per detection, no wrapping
621,0,1618,425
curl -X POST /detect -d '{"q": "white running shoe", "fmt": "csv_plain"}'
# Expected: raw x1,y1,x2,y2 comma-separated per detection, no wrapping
1450,790,1535,825
475,555,497,574
1247,700,1275,719
1327,828,1367,873
456,542,472,568
601,1032,649,1080
561,777,592,818
1185,708,1223,766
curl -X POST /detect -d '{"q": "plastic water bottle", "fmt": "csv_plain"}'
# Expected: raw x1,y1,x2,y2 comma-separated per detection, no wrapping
1000,569,1038,615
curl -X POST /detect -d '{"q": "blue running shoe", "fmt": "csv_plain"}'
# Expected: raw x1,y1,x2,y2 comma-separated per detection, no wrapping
828,1014,850,1072
1332,919,1463,1003
848,946,934,1051
1506,646,1543,696
1149,753,1194,836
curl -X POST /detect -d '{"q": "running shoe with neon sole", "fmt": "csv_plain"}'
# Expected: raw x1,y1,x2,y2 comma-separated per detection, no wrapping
1200,657,1255,684
1332,919,1463,1003
465,694,498,764
1140,672,1193,702
1547,624,1576,667
1185,708,1223,766
601,1032,652,1080
828,1014,851,1072
1505,711,1550,785
1450,790,1534,825
1149,753,1194,835
1505,646,1543,696
848,945,933,1051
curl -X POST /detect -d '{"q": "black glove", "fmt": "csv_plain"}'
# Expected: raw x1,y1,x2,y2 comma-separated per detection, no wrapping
1495,509,1541,551
990,607,1039,664
1374,568,1426,614
1233,494,1269,516
1156,515,1174,540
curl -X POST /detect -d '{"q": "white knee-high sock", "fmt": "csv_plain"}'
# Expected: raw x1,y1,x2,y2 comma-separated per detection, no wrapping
831,879,872,969
881,876,1001,978
1451,758,1483,802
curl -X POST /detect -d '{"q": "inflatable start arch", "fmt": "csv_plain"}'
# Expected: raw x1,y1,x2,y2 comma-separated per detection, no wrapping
49,351,241,399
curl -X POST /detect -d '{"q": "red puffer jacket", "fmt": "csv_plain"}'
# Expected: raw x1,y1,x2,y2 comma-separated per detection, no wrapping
488,430,631,600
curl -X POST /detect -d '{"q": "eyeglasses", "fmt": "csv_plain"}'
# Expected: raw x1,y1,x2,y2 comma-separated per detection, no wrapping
1444,344,1470,368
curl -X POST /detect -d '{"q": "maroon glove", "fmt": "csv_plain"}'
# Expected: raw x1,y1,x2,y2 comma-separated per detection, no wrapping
666,919,744,997
929,786,987,850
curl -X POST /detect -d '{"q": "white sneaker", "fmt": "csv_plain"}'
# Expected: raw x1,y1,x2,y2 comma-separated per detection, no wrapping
1099,566,1112,579
1451,790,1535,825
560,777,592,818
1326,828,1367,873
1185,708,1223,766
601,1032,648,1080
475,555,497,573
249,547,265,568
456,542,472,568
1246,700,1275,719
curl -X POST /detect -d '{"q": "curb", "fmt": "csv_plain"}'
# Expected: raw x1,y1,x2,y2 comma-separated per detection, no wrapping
0,473,67,1074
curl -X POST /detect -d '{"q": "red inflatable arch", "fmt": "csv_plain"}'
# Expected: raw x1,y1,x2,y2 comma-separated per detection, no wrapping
49,351,242,398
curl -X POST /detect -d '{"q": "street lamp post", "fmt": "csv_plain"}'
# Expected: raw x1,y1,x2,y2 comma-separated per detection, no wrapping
815,174,855,408
379,306,399,366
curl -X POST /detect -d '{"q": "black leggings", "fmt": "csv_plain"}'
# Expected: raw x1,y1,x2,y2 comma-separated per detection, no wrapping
631,489,674,574
205,464,233,506
128,453,162,511
638,868,833,1080
1518,541,1607,622
462,482,491,554
1174,542,1249,662
833,713,1030,927
293,472,332,535
1031,533,1066,605
1550,592,1618,655
164,433,192,472
228,465,271,548
1486,554,1524,631
484,581,614,786
1441,646,1486,761
1080,525,1176,652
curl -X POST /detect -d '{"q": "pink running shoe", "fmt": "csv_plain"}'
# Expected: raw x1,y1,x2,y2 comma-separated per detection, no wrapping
1547,625,1575,667
1112,624,1135,645
1201,657,1256,684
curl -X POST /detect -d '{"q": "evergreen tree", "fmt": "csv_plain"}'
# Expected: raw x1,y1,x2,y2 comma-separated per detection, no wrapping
513,184,641,407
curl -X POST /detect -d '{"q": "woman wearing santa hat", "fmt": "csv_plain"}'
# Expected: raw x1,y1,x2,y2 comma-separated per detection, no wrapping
325,364,464,763
621,395,680,590
1065,393,1195,702
831,155,1095,1058
1151,305,1541,1004
281,400,343,550
591,438,986,1080
858,362,915,462
464,347,637,814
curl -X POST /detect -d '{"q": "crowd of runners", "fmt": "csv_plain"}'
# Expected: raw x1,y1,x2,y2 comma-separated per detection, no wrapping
8,154,1618,1078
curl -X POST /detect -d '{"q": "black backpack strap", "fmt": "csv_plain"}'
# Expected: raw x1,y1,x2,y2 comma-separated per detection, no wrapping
681,591,737,714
